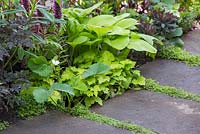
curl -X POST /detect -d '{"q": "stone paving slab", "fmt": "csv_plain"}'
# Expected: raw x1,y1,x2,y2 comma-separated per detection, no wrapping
92,90,200,134
2,111,131,134
182,30,200,54
139,59,200,95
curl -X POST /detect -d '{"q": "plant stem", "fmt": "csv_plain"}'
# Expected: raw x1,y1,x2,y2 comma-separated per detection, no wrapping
3,47,18,69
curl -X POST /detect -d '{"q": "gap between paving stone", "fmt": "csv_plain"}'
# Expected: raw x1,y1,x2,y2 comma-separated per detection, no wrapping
139,59,200,95
92,90,200,134
2,110,131,134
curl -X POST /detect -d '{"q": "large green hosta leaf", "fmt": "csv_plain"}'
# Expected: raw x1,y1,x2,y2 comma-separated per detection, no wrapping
108,26,130,36
128,39,157,53
87,15,117,27
104,36,129,50
115,18,137,29
68,36,89,47
87,25,112,37
82,63,110,78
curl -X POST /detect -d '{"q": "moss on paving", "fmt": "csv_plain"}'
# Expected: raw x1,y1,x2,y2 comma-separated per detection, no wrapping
145,79,200,103
157,46,200,66
69,104,158,134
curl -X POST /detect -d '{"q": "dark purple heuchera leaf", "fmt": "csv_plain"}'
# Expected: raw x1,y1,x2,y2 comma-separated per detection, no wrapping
53,0,62,19
20,0,30,13
137,21,157,36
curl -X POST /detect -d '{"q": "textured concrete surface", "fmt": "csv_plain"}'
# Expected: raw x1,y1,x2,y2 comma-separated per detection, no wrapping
182,30,200,54
2,111,131,134
139,59,200,95
93,90,200,134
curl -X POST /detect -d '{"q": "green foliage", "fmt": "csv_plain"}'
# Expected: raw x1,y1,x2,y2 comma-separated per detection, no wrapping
17,95,46,119
69,104,157,134
0,71,30,113
179,10,197,32
158,46,200,66
0,120,9,131
82,63,110,78
145,79,200,103
61,51,145,107
28,56,53,77
62,5,158,56
33,83,74,104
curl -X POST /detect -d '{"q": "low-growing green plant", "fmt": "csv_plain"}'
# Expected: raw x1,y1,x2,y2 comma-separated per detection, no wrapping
60,51,145,107
158,46,200,66
145,79,200,103
0,120,9,131
179,10,197,32
69,104,157,134
17,94,46,119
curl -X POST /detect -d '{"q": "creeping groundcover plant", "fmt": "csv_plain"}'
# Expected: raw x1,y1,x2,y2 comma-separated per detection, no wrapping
1,0,200,132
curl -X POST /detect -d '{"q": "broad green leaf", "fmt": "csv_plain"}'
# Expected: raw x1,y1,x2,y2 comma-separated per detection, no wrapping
28,56,53,77
138,34,158,45
69,77,88,91
50,83,74,95
130,32,141,39
115,13,130,21
68,36,89,47
87,15,116,27
87,25,111,37
17,47,25,60
128,39,157,53
104,36,129,50
82,63,110,78
80,2,103,16
115,18,137,29
108,26,130,36
33,87,49,103
171,28,183,37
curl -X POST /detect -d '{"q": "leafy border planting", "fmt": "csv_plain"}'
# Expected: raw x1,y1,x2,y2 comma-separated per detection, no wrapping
69,104,158,134
157,46,200,66
145,79,200,103
0,121,9,131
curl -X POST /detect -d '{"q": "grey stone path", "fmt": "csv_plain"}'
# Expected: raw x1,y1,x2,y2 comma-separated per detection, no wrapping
3,111,130,134
2,30,200,134
93,90,200,134
139,59,200,95
183,30,200,54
